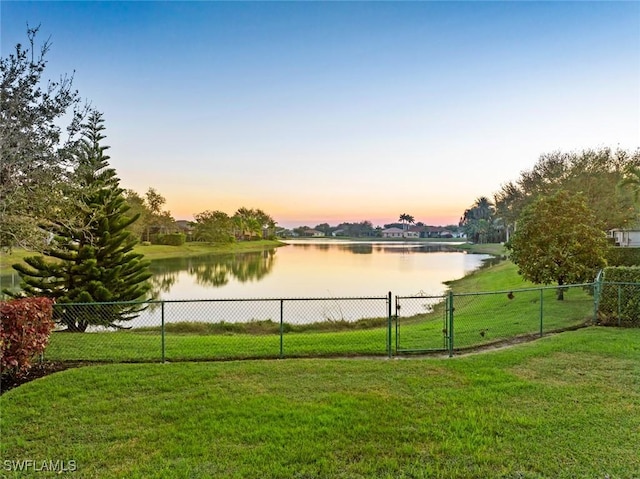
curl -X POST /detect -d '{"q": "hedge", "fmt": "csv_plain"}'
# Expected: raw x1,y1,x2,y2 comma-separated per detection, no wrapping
598,266,640,327
606,247,640,267
154,233,186,246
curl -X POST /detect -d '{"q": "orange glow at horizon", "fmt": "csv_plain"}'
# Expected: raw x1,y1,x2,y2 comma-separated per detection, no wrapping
164,193,465,227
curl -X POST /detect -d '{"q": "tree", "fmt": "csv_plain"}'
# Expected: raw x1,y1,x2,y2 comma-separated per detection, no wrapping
232,207,276,240
123,187,175,242
398,213,415,232
459,197,504,243
194,210,234,244
506,190,608,300
145,187,165,215
234,207,260,240
0,26,86,250
293,225,311,237
123,189,151,241
618,165,640,207
314,223,333,236
495,148,640,232
11,112,152,331
143,187,175,241
335,221,375,238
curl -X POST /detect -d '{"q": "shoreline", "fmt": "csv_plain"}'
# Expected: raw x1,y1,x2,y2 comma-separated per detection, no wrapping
0,239,507,278
0,240,286,275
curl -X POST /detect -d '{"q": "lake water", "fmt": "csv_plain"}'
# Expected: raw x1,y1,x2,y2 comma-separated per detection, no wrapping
147,240,492,299
1,241,494,327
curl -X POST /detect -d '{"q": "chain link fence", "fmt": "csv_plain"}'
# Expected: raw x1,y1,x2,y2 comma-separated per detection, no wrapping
46,295,392,362
395,283,596,355
597,282,640,327
41,281,637,362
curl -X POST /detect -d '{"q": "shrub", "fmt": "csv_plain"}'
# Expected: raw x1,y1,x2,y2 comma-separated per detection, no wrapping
598,266,640,327
0,297,55,376
155,233,186,246
606,247,640,266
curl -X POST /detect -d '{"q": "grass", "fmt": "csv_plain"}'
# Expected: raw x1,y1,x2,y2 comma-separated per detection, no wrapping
2,327,639,478
39,259,596,362
132,239,284,260
0,240,284,275
139,316,389,335
0,249,33,275
449,242,508,256
397,261,594,351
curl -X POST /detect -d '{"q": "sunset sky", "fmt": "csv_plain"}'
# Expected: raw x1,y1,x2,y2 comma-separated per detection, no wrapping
2,1,639,228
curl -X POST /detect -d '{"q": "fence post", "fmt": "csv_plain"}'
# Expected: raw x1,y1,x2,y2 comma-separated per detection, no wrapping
593,269,603,324
618,285,622,327
448,291,454,358
161,301,165,363
539,288,544,337
279,299,284,359
395,295,399,353
387,291,392,358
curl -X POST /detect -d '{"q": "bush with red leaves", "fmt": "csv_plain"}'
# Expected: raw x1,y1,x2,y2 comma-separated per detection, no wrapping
1,297,55,377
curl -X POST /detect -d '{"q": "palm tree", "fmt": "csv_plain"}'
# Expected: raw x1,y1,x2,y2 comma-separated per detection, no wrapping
619,165,640,205
398,213,415,232
474,197,494,220
459,197,505,243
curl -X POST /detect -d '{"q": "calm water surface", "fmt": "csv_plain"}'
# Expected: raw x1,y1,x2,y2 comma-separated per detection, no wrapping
1,241,494,327
147,240,492,299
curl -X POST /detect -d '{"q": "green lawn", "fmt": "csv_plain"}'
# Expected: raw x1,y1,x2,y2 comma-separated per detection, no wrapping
0,240,284,275
41,260,596,362
2,327,639,478
449,242,508,256
397,261,595,352
132,239,284,260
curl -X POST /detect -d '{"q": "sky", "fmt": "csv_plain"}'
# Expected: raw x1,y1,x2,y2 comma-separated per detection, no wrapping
2,1,639,229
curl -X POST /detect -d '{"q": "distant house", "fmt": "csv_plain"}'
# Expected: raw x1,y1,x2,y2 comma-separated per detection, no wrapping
302,229,325,237
175,220,193,231
609,229,640,247
408,226,426,238
382,227,418,239
382,227,404,238
174,220,194,239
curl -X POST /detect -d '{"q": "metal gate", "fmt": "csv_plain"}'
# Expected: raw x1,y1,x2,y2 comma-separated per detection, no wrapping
395,293,450,354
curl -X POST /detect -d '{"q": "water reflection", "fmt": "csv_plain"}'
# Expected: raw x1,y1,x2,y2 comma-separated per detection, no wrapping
284,240,463,255
3,241,497,306
148,249,277,296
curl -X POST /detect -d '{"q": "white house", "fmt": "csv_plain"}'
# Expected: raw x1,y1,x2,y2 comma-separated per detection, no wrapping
609,229,640,247
303,229,325,237
382,228,419,239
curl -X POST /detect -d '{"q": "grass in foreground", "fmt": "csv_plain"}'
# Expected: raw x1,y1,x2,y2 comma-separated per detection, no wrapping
2,327,639,478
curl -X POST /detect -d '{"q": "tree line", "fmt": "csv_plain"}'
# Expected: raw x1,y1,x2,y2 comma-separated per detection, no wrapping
291,216,462,238
459,148,640,245
459,148,640,298
123,189,277,245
